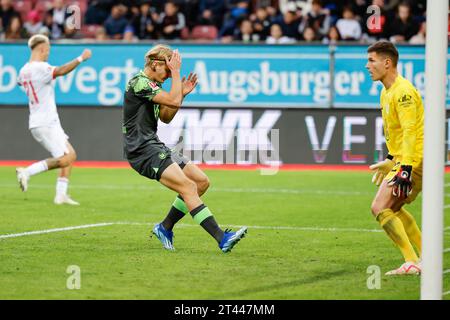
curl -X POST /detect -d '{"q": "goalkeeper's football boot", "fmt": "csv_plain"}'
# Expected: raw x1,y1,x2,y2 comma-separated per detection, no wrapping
152,223,175,251
385,261,421,276
219,227,248,253
16,167,29,192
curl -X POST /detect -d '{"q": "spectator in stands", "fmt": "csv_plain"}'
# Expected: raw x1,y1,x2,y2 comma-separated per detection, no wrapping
130,1,157,39
95,25,109,40
389,1,420,43
352,0,371,19
198,0,225,28
300,0,331,40
265,5,279,23
85,0,114,25
266,23,296,44
4,15,28,39
234,18,259,42
219,0,250,40
251,7,272,41
362,0,391,41
302,26,317,41
225,0,250,20
157,1,186,40
279,0,313,15
104,4,128,39
336,5,362,41
46,0,73,40
0,0,19,31
409,21,425,44
177,0,200,29
123,24,139,42
24,10,48,36
274,7,302,40
43,12,54,35
322,25,341,44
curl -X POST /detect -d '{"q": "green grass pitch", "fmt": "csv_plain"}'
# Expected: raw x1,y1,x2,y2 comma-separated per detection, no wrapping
0,166,449,299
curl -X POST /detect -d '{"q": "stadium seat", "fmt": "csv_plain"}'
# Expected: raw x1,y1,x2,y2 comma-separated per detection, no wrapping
14,1,33,21
180,27,190,40
191,25,218,41
34,0,53,13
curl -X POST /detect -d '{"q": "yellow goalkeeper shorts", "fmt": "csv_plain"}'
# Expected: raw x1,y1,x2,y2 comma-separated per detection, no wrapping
385,161,423,204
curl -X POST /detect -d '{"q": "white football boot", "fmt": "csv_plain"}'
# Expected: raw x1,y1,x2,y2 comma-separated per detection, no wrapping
385,261,421,276
54,194,80,205
16,167,29,192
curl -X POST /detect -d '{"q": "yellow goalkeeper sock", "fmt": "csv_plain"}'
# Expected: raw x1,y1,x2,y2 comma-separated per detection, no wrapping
377,209,419,262
395,207,422,257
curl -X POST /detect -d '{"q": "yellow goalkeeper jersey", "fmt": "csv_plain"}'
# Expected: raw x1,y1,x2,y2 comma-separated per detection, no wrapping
380,75,424,165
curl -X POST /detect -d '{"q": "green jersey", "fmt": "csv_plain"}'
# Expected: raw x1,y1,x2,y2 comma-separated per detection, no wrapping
122,71,162,159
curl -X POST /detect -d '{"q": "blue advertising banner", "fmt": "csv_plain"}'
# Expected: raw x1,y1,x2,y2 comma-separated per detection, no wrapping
0,43,448,108
0,43,330,107
332,45,442,108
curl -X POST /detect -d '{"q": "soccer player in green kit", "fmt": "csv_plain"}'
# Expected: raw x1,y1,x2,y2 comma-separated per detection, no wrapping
122,44,247,253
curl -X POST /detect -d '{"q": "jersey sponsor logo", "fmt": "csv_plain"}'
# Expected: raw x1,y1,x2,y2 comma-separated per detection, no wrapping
398,94,412,103
398,94,413,107
149,82,159,89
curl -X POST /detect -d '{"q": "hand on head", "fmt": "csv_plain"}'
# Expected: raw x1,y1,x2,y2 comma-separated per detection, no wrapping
165,49,181,73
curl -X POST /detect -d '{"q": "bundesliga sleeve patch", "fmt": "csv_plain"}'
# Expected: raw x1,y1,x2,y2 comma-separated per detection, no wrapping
149,81,160,90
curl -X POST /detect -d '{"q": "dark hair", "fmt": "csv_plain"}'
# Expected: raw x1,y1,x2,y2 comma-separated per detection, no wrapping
367,40,399,66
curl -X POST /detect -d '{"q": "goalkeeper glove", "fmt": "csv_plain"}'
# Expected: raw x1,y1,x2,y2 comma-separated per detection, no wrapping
369,155,395,186
388,165,413,198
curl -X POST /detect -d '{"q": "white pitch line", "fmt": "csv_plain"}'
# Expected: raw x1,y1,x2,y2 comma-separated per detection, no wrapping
444,269,450,274
0,221,385,240
0,223,116,239
7,182,450,197
444,291,450,296
0,183,374,196
445,248,450,253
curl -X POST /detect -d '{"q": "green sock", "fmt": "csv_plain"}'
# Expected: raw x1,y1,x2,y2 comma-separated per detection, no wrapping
190,204,224,243
161,195,188,230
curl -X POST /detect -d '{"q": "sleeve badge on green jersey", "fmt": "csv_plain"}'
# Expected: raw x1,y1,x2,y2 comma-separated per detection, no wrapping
158,152,167,160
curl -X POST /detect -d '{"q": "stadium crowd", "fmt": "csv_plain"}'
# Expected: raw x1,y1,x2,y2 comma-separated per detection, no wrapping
0,0,431,43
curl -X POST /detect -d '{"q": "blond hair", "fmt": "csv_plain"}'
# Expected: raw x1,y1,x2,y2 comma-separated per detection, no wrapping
144,44,173,68
28,34,50,50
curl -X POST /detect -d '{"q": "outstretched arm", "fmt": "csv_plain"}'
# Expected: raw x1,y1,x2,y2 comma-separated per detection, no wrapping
54,49,92,77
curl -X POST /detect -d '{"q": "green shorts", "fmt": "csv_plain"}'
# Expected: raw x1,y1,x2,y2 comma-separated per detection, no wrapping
127,143,189,181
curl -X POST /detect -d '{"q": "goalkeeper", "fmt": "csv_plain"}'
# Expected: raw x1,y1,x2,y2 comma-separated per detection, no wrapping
366,41,423,275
